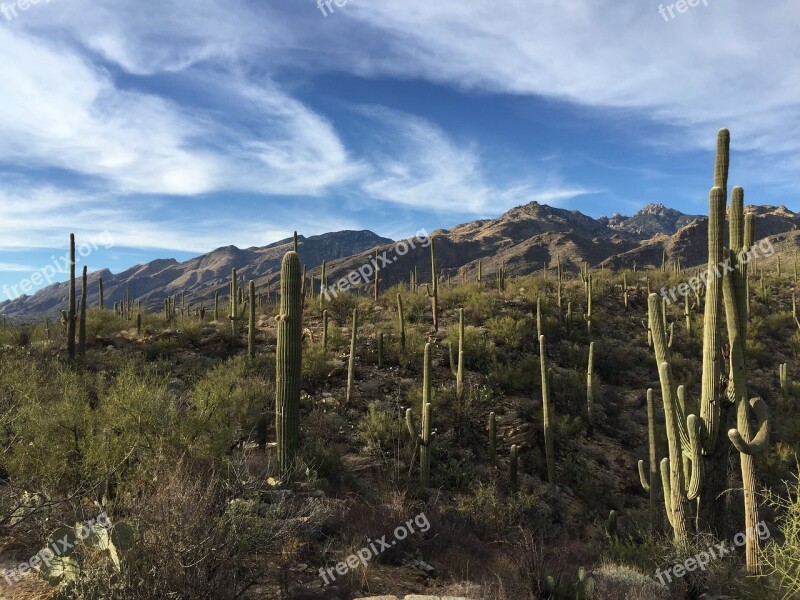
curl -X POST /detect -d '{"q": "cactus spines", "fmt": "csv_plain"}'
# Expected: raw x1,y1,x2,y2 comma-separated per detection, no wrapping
275,251,303,479
540,335,555,484
67,234,76,359
78,265,87,356
346,308,358,403
98,277,104,310
397,293,406,349
586,342,595,436
248,280,256,358
488,411,496,460
425,237,439,331
510,444,518,493
637,388,660,531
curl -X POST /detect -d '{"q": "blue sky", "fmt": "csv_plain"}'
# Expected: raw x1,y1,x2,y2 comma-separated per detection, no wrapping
0,0,798,299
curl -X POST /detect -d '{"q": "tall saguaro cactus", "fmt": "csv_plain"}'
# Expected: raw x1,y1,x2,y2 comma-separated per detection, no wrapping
397,293,406,349
425,237,439,331
406,343,434,486
67,234,76,359
275,251,303,479
586,342,595,435
722,186,770,574
248,280,256,358
456,308,465,398
638,388,660,531
98,277,104,310
346,308,358,403
229,268,239,335
540,335,555,484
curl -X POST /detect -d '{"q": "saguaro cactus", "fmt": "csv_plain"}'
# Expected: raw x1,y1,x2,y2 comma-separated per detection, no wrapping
584,274,593,335
456,308,465,397
406,343,434,486
248,280,256,358
722,186,771,574
67,234,76,359
319,260,326,311
346,308,358,403
425,237,439,331
229,268,239,335
98,277,104,310
540,335,555,484
397,293,406,349
322,309,329,350
275,251,303,479
78,266,87,356
586,342,595,435
637,389,660,531
780,363,790,402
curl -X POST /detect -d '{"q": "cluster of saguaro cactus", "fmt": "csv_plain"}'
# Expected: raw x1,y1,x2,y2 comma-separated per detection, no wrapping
275,251,303,479
497,261,506,291
406,343,434,486
540,335,555,484
645,130,771,573
346,308,358,403
425,238,439,331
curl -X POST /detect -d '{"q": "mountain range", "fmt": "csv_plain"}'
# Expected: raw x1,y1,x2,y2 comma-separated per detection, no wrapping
2,202,798,319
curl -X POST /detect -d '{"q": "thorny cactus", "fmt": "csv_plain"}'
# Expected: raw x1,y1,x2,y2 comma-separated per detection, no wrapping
637,388,660,531
346,308,358,404
406,343,434,486
425,237,439,331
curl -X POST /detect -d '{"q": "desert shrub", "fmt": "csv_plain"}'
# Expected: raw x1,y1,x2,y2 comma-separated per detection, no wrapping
455,481,554,538
486,314,529,350
397,290,431,324
357,402,402,453
186,356,272,458
447,325,494,373
764,473,800,598
463,288,495,322
144,338,181,361
324,291,359,326
301,343,334,390
590,563,671,600
398,325,429,370
489,354,539,394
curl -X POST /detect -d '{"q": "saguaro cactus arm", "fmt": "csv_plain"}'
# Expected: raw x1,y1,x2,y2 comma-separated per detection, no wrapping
728,397,770,455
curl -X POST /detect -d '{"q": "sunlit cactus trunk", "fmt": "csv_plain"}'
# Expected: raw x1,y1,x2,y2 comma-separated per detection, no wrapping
275,251,303,480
